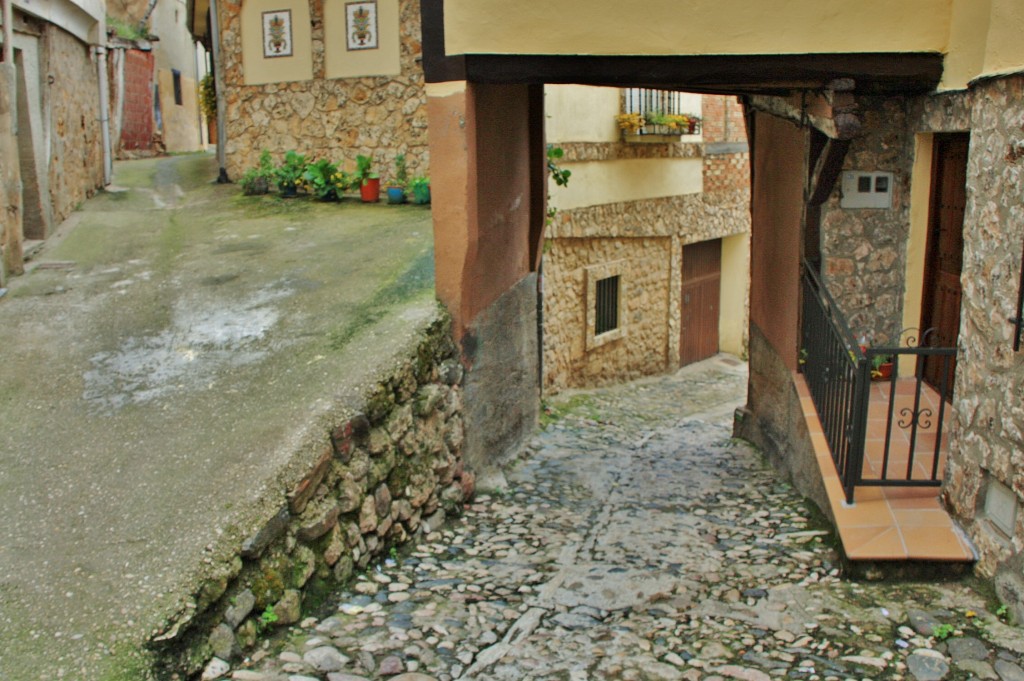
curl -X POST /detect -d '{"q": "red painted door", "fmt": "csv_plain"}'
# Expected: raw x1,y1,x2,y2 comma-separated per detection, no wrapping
681,239,721,365
920,134,968,399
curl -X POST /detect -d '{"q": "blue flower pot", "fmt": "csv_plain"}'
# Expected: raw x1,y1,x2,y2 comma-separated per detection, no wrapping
386,186,406,204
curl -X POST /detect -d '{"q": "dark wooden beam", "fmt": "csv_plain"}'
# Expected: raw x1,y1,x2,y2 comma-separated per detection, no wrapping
422,46,943,95
808,138,851,207
420,0,466,83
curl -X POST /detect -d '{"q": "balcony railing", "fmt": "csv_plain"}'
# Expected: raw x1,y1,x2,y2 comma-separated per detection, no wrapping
801,261,957,504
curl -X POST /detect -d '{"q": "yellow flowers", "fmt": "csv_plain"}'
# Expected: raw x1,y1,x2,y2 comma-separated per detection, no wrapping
616,112,644,134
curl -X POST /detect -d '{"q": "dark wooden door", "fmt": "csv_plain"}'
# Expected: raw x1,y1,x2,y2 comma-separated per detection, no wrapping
681,238,721,365
920,134,968,398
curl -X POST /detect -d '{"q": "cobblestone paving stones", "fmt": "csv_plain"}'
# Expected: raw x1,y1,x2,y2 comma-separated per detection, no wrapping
224,357,1024,681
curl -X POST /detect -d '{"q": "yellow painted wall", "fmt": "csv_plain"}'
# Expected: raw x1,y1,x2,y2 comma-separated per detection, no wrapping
901,134,934,375
444,0,951,57
324,0,401,79
940,0,992,90
156,69,203,152
545,85,620,143
550,158,702,211
720,231,750,357
241,0,313,85
981,0,1024,79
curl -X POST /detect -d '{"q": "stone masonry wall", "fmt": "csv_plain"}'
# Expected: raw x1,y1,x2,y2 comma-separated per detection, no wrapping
702,95,747,145
544,236,673,393
217,0,428,182
939,75,1024,617
819,97,915,344
153,315,472,676
543,186,750,393
44,24,105,226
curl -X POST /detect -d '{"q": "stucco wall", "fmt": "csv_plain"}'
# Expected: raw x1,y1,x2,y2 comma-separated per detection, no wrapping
45,23,104,225
218,0,428,181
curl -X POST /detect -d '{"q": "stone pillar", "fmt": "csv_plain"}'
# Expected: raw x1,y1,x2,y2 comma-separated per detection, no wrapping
426,80,547,471
0,62,24,281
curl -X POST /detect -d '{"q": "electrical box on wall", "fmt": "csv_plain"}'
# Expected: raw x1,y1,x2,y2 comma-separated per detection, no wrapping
840,171,894,209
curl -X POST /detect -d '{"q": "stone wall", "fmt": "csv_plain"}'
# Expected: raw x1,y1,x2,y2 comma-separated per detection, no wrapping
819,97,915,343
938,75,1024,618
543,177,750,393
217,0,428,182
152,315,472,676
44,24,104,226
544,236,673,392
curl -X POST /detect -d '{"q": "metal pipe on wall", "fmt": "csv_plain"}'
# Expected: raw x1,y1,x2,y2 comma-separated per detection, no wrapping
95,45,112,185
208,0,229,182
2,0,13,65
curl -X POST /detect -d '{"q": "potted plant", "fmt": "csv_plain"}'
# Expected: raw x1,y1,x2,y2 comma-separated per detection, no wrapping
239,149,275,196
274,150,308,197
871,353,894,381
616,112,645,135
386,154,408,204
302,158,344,201
408,175,430,205
355,154,381,203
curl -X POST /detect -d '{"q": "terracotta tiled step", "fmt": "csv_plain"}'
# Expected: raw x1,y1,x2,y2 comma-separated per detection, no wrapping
795,374,975,563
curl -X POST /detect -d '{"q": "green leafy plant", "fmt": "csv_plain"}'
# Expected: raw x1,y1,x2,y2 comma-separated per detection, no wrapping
392,154,408,187
546,145,571,188
302,158,342,201
408,175,431,204
257,604,279,632
354,154,379,186
274,150,308,194
932,623,956,641
199,73,217,122
996,604,1009,621
239,150,275,196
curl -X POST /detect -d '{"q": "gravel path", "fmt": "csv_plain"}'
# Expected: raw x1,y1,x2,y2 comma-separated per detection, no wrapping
220,356,1024,681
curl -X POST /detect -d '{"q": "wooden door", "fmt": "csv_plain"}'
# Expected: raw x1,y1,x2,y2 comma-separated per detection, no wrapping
920,134,968,398
681,239,721,365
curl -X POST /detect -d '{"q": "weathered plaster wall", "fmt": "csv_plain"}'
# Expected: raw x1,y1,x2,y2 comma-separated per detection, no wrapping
44,23,104,226
939,75,1024,616
219,0,428,181
157,68,203,152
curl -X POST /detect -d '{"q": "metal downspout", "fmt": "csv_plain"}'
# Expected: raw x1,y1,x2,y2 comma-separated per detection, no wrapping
96,46,113,186
208,0,229,182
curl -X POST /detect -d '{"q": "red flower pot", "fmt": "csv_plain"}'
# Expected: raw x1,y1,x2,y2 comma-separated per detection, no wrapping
360,177,381,203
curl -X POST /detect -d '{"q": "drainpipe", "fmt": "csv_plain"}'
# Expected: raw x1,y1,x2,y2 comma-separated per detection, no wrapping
2,0,13,66
96,45,113,186
208,0,229,182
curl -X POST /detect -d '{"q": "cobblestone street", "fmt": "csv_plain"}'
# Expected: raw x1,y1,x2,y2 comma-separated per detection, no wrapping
224,356,1024,681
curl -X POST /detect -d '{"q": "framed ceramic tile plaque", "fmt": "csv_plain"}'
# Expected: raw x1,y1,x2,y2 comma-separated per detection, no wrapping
262,10,293,58
346,1,378,50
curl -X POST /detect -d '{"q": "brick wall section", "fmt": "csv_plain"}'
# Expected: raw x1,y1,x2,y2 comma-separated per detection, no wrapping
702,95,747,144
120,49,155,152
703,152,750,194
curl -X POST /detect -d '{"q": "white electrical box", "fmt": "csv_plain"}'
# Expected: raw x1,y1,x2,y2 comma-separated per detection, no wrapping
840,171,893,209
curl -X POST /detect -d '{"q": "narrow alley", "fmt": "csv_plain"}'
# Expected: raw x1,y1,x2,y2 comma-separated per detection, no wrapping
229,357,1024,681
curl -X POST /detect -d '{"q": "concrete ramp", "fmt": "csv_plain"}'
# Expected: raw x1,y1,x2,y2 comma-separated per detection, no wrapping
0,154,451,680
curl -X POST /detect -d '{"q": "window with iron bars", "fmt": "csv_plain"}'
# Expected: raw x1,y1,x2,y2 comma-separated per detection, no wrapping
595,275,620,335
622,88,701,136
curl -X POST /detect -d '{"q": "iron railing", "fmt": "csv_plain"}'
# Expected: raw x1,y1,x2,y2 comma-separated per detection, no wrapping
801,261,957,503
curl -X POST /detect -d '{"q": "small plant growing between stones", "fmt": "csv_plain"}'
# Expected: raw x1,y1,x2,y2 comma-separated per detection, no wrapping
257,604,279,633
996,604,1010,621
932,622,956,641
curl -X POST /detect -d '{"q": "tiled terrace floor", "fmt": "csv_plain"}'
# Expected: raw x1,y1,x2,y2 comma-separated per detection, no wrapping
796,374,976,562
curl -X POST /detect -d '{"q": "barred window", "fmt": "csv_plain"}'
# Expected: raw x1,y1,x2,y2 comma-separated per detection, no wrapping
595,275,620,336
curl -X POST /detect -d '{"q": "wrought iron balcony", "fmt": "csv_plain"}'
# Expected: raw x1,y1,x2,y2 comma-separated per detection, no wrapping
800,261,957,504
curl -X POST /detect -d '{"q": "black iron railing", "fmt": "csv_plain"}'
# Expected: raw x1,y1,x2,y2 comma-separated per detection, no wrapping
801,261,957,503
